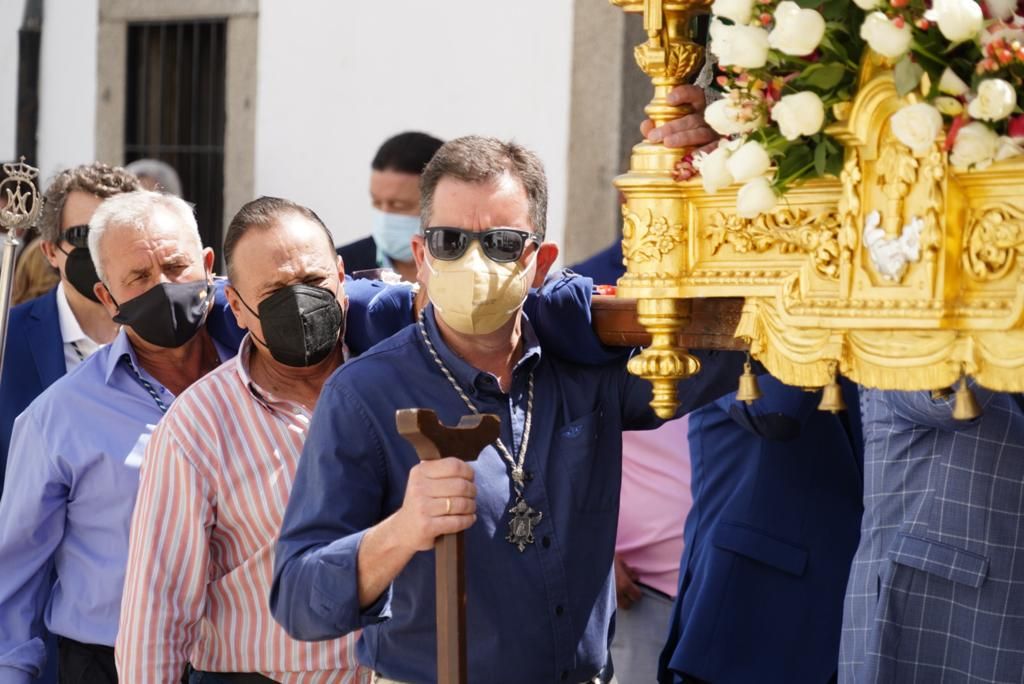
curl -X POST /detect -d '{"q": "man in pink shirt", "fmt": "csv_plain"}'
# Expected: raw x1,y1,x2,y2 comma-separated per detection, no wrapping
612,418,691,684
117,197,371,683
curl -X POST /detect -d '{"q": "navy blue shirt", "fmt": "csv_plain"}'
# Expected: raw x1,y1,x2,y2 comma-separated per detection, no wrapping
271,298,744,684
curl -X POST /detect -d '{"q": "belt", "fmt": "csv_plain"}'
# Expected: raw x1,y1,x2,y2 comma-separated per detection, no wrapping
192,672,279,684
374,675,605,684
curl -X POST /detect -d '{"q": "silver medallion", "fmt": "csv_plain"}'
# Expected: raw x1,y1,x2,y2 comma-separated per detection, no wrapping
506,497,543,552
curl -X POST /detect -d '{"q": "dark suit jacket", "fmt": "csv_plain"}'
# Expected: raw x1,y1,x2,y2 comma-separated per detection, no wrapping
0,288,65,498
336,235,379,275
660,377,863,684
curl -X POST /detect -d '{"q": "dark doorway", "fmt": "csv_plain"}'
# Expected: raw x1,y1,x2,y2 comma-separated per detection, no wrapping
124,20,227,268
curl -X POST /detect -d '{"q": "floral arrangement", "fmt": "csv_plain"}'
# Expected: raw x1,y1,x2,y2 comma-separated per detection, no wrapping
694,0,1024,217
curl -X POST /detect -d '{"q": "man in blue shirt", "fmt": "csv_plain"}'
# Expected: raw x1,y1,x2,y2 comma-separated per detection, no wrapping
271,136,743,683
0,163,140,499
0,190,246,684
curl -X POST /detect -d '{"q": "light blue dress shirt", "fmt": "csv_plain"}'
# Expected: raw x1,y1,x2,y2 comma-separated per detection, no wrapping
0,329,235,683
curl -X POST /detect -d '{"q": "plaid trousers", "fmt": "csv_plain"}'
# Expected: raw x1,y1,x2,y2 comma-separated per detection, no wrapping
840,388,1024,683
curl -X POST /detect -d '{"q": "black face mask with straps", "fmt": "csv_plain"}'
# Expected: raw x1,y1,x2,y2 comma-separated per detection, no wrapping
238,283,344,368
111,277,214,348
56,225,102,303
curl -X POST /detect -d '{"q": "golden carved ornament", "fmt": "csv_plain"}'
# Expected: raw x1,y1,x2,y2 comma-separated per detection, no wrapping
610,3,1024,414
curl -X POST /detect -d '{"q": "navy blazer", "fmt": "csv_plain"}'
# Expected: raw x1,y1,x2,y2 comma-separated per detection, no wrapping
0,288,65,497
336,235,379,274
659,376,863,684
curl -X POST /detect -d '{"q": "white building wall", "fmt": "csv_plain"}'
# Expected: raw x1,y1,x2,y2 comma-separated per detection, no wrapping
0,0,22,161
35,0,98,182
254,0,576,252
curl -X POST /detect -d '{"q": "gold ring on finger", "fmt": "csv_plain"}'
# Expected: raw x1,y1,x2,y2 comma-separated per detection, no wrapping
445,497,452,515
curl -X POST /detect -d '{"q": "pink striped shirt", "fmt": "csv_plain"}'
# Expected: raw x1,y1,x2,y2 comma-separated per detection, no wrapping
117,337,370,684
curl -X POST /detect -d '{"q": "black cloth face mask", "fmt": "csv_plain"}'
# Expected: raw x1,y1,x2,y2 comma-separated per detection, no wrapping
112,278,214,348
56,245,102,303
238,283,344,368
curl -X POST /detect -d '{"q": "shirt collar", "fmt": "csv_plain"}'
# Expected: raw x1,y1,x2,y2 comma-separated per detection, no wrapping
236,334,281,407
235,333,345,411
55,281,91,345
103,328,142,383
102,325,236,385
421,306,542,393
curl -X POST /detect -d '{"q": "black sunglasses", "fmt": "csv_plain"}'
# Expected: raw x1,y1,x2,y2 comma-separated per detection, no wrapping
424,227,540,263
61,224,90,250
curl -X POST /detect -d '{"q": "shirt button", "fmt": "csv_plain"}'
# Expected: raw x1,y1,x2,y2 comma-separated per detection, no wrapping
542,536,551,549
555,604,564,616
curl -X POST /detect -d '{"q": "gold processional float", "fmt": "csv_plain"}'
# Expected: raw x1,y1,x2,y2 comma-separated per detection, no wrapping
608,0,1024,419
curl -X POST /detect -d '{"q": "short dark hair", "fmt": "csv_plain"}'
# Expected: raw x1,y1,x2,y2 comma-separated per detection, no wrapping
39,163,140,242
223,196,335,284
420,136,548,239
371,131,444,176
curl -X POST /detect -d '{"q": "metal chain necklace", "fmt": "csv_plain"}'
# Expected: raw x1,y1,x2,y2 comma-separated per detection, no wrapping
417,312,543,552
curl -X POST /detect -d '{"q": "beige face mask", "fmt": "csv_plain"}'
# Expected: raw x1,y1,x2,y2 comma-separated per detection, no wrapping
426,241,537,335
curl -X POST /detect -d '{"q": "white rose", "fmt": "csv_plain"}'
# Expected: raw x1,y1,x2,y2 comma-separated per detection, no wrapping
890,103,944,154
768,2,826,56
853,0,881,9
771,92,825,140
726,140,772,183
986,0,1018,19
950,122,1000,170
938,68,969,96
710,19,770,69
860,12,912,59
696,146,736,193
968,78,1017,122
996,135,1024,161
712,0,756,25
765,1,827,55
736,176,778,218
704,97,764,136
925,0,983,43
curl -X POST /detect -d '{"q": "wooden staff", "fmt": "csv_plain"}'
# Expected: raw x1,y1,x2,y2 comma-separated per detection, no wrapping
396,408,500,684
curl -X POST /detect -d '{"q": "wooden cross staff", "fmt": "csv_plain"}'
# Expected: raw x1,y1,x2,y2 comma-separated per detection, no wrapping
396,408,500,684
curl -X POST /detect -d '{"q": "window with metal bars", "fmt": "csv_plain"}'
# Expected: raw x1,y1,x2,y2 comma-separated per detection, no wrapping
124,20,227,269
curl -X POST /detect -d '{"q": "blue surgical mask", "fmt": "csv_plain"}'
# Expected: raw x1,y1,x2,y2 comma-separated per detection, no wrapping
371,209,419,263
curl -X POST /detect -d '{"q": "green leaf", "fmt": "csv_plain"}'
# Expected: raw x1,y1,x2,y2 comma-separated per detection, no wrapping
894,57,924,96
777,145,814,182
814,140,828,176
797,63,847,91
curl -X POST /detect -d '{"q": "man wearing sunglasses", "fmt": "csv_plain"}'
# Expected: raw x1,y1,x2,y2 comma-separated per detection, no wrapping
0,163,140,502
272,136,744,684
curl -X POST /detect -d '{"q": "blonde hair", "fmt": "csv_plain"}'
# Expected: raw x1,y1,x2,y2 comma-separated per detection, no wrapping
12,238,59,305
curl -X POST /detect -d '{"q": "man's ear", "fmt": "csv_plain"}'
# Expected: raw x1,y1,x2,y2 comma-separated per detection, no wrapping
531,242,560,289
336,254,345,281
202,246,215,274
224,284,249,330
94,281,120,320
39,241,61,269
411,235,430,286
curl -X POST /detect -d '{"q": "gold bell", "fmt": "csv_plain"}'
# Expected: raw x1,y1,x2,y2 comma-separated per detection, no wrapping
736,361,762,404
818,362,846,413
818,377,847,413
952,377,982,421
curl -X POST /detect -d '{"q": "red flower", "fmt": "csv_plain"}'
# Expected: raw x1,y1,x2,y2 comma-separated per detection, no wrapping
945,115,970,152
1009,114,1024,138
